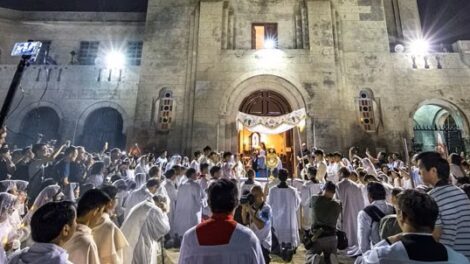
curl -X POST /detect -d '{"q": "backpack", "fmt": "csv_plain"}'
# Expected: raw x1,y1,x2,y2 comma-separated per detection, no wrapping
379,214,402,239
363,205,386,226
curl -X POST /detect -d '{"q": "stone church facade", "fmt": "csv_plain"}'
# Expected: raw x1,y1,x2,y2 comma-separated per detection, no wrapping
1,0,470,156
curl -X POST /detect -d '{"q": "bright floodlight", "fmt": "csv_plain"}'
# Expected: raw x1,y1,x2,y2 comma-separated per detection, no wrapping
264,39,276,49
409,39,430,55
105,51,125,68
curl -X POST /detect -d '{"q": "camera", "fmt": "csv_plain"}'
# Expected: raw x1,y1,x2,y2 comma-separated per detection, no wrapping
240,193,255,205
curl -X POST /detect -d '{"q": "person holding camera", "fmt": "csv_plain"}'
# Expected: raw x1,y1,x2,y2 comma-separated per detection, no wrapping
241,185,272,264
121,194,170,264
305,181,341,264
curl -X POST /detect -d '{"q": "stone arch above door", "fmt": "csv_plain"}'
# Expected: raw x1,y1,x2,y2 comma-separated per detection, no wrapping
239,90,292,116
409,98,469,138
222,74,308,120
219,74,309,152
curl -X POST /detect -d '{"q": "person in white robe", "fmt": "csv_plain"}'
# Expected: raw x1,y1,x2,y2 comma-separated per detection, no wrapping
63,189,109,264
221,152,235,180
93,185,129,264
0,192,18,251
0,180,15,193
268,169,301,248
23,185,62,225
121,196,170,264
124,178,160,218
300,168,323,230
362,158,378,177
9,201,76,264
264,170,280,197
134,156,150,176
357,189,470,264
327,158,341,183
181,156,190,168
336,167,365,255
314,149,328,183
197,146,212,165
198,164,211,219
112,180,129,225
178,178,265,264
290,175,305,229
190,151,202,174
0,245,6,264
355,169,370,207
198,164,210,191
175,166,188,187
156,151,168,172
233,154,246,180
172,168,205,239
163,169,178,235
134,173,147,189
165,155,181,172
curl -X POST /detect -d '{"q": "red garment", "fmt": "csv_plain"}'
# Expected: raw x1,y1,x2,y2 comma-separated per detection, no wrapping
195,213,237,246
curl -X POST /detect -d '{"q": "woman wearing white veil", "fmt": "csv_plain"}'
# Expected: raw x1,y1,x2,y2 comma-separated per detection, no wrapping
165,155,182,172
342,158,355,171
112,179,129,225
0,192,19,255
11,180,29,218
362,158,378,176
135,173,147,189
135,156,149,176
22,185,62,226
0,181,16,193
2,181,29,240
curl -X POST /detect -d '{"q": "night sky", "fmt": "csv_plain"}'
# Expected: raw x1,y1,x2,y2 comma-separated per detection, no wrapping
0,0,469,45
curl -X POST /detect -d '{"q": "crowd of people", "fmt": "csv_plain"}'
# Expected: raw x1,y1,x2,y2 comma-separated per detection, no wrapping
2,126,470,264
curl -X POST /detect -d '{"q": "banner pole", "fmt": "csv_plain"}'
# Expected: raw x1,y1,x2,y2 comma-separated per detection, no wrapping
296,126,305,179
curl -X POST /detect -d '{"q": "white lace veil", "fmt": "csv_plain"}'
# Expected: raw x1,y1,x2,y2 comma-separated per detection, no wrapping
23,185,61,224
135,173,147,189
0,192,17,222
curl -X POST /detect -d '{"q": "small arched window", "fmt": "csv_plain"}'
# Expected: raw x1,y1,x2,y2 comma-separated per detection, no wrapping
250,132,261,150
156,88,175,132
358,89,376,132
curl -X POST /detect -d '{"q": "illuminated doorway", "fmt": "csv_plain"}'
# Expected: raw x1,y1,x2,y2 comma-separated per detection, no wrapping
238,90,294,173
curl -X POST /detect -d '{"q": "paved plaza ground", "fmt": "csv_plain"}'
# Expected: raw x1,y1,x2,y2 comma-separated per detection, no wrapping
165,245,356,264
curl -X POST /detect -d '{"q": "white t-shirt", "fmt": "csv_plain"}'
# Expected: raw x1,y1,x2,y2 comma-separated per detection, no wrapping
249,203,272,250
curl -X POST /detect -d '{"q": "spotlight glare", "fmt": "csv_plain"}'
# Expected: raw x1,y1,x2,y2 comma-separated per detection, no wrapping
105,50,126,69
409,39,430,55
264,39,276,49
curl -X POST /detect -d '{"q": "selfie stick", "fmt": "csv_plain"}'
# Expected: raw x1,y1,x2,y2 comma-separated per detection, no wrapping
0,55,31,128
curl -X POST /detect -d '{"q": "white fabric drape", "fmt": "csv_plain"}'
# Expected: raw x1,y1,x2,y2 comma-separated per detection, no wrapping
236,108,307,135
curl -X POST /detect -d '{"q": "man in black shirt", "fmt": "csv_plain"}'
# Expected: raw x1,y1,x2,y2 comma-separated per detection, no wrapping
0,145,15,180
306,181,341,264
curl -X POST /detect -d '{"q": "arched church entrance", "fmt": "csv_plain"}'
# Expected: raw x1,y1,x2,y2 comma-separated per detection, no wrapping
238,90,294,173
412,100,468,154
79,107,126,152
15,107,60,147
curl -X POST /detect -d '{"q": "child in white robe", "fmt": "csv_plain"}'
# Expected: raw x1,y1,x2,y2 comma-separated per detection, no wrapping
64,189,110,264
93,185,129,264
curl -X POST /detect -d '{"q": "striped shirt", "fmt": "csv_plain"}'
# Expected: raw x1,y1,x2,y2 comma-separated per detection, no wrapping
429,184,470,259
